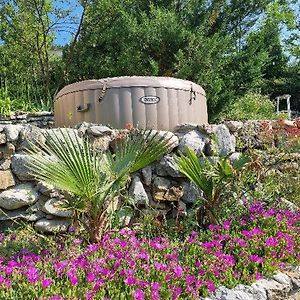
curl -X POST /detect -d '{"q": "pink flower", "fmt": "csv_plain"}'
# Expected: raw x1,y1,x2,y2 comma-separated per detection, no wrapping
133,289,145,300
206,280,216,293
124,277,136,286
87,272,95,283
248,255,264,264
174,265,183,278
265,237,278,247
49,296,63,300
171,286,182,300
42,278,52,288
151,282,160,291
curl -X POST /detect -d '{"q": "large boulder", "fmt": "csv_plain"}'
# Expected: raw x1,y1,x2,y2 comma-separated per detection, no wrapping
251,277,291,300
178,130,209,155
11,153,36,181
181,182,202,204
203,284,267,300
129,176,149,206
34,218,71,233
0,183,38,210
155,155,183,178
213,124,235,156
0,170,15,190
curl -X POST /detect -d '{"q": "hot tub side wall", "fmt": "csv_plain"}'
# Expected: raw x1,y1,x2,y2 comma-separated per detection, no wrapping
54,86,208,130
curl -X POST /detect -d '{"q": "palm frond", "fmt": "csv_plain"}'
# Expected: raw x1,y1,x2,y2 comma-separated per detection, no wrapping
175,147,213,199
28,129,103,201
109,129,172,178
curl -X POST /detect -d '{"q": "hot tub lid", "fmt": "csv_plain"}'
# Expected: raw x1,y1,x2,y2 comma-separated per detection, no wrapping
55,76,206,101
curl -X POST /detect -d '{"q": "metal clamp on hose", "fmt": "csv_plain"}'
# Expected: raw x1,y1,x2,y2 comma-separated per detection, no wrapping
77,103,90,112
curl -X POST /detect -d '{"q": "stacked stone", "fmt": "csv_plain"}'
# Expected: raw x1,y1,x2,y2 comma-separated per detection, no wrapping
201,267,300,300
0,119,299,233
0,111,54,128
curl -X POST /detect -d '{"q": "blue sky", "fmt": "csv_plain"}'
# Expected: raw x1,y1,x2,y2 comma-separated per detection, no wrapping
53,0,83,46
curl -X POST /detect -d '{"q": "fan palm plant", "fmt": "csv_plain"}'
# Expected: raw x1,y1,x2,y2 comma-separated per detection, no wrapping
175,147,249,227
28,128,173,242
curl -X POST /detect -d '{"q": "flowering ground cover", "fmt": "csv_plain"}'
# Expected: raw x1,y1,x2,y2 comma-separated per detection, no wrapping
0,202,299,300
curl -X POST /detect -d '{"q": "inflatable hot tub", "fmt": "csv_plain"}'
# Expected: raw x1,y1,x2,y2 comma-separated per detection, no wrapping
54,76,208,130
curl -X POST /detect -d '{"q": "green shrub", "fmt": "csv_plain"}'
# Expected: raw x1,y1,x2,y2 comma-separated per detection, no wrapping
220,92,279,121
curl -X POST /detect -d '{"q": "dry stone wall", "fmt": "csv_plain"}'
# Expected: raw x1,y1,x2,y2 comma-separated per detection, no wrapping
0,119,299,233
0,112,54,128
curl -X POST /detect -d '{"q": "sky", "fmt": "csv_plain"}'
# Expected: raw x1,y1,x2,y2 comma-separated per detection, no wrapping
53,0,83,46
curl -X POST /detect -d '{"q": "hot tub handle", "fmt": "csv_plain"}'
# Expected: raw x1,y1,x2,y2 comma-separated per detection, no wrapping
77,103,90,112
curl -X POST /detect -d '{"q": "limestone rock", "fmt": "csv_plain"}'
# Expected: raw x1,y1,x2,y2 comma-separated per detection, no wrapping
75,122,90,136
174,123,198,133
156,155,183,177
0,133,6,144
36,182,55,197
229,152,242,164
0,158,11,170
129,176,149,206
146,130,179,151
178,130,208,155
87,125,113,136
141,166,152,186
44,128,81,145
252,278,290,300
208,285,266,300
213,124,235,156
234,284,267,300
34,218,71,233
11,153,35,181
0,143,15,159
153,177,183,202
177,201,187,217
225,121,244,133
0,207,45,222
90,136,111,152
19,125,46,150
273,273,292,287
0,170,15,190
153,176,171,190
0,183,38,210
117,207,133,226
181,182,201,204
4,125,23,142
42,198,73,218
149,197,168,210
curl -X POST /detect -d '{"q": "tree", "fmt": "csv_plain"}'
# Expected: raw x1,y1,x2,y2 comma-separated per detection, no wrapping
0,0,80,107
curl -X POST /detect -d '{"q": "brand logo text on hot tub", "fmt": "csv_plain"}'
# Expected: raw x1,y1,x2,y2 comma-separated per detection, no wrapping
140,96,160,104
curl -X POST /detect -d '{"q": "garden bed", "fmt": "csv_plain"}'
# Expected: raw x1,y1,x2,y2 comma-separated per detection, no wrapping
0,202,299,299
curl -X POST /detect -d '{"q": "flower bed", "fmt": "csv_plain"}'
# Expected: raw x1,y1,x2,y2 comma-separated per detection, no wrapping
0,202,299,300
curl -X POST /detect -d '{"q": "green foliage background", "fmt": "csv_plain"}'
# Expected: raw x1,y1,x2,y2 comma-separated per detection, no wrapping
0,0,300,120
